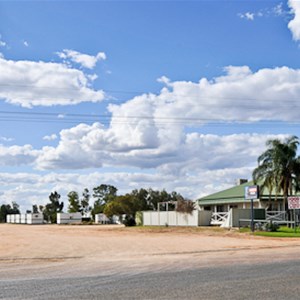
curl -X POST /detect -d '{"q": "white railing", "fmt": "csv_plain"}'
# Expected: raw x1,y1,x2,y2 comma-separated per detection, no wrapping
211,212,229,225
266,211,287,222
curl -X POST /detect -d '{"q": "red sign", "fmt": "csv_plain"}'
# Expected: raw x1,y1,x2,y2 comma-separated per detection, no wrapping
288,197,300,209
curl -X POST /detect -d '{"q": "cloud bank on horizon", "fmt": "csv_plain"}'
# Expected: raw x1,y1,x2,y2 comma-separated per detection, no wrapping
0,0,299,211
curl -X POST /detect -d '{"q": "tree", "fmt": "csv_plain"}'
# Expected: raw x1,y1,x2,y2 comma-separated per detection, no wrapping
130,188,150,211
253,136,300,210
103,194,138,225
43,191,64,223
67,191,81,213
93,184,118,205
0,202,20,223
176,198,195,214
81,188,91,215
92,184,117,217
32,204,39,213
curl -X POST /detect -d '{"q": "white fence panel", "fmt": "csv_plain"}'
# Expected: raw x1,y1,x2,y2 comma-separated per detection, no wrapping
151,212,159,225
168,212,177,226
159,212,168,225
143,211,151,225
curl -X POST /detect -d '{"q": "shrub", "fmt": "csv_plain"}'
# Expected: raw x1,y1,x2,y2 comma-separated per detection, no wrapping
262,221,279,232
123,216,136,227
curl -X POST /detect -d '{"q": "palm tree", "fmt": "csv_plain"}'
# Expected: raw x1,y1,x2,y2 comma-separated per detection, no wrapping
253,136,300,211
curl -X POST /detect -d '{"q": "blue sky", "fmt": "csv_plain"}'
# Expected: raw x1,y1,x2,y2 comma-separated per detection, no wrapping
0,0,300,211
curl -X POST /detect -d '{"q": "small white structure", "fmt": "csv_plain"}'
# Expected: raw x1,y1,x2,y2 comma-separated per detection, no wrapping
21,214,27,224
57,213,82,224
143,210,212,227
26,213,44,224
6,214,11,223
15,214,20,223
95,213,110,224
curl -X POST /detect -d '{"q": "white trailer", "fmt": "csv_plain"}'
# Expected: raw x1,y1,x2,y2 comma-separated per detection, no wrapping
57,213,82,224
26,213,44,224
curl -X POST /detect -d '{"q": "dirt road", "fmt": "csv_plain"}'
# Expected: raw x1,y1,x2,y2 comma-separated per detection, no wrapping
1,224,300,280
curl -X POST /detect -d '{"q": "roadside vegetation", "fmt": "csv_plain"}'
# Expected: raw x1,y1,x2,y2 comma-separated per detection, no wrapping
0,185,190,225
240,226,300,237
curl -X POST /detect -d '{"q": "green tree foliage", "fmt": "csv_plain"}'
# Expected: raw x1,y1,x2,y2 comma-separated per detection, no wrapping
253,136,300,209
32,204,39,213
0,202,20,223
43,191,64,223
130,188,150,211
92,184,117,217
67,191,81,213
81,188,91,214
103,194,137,218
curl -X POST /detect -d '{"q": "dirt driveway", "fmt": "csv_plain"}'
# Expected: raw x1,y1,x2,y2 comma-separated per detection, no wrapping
1,224,300,280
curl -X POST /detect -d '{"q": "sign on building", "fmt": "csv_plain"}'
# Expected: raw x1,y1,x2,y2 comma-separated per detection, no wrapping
288,197,300,209
244,185,259,200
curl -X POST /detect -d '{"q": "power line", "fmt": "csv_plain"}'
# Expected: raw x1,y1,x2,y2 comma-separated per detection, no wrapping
1,82,300,105
0,110,300,129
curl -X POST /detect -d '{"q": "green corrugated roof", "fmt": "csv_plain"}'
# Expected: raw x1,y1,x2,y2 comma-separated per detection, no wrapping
198,181,253,202
197,180,286,205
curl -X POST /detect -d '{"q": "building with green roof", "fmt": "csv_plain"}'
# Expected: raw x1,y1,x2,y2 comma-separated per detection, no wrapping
197,179,285,214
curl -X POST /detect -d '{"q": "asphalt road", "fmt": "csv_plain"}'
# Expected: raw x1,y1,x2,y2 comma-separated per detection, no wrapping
1,260,300,300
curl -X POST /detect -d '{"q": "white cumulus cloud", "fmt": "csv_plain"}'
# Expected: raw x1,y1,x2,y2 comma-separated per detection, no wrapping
0,56,105,107
288,0,300,41
57,49,106,69
33,65,300,171
0,144,39,166
238,12,255,21
0,35,6,47
43,134,58,141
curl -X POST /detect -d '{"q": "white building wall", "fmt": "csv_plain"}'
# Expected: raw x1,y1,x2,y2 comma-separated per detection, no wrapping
6,215,11,223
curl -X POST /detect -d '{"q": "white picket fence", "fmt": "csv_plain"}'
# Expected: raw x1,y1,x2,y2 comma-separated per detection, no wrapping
211,212,229,225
